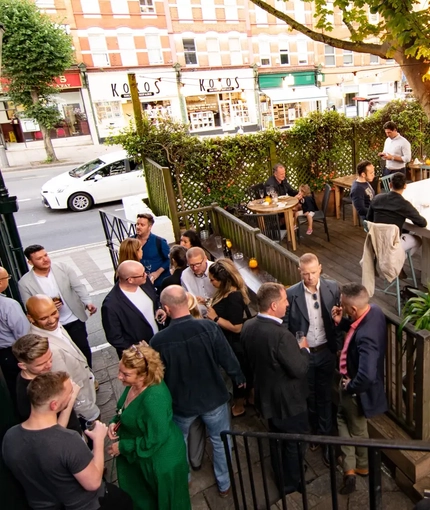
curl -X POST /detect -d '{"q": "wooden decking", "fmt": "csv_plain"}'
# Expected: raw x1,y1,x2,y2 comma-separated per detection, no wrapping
283,209,423,316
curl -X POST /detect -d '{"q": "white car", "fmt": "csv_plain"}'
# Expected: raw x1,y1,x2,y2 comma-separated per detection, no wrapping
41,150,147,212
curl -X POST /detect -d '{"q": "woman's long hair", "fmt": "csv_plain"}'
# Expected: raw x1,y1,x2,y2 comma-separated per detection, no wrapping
118,238,141,265
209,258,250,307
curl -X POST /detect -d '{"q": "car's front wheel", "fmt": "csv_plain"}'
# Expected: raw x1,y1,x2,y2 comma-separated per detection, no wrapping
68,192,94,212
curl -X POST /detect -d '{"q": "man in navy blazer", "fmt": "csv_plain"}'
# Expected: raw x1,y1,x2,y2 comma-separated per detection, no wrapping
332,283,387,495
284,253,342,466
101,261,165,358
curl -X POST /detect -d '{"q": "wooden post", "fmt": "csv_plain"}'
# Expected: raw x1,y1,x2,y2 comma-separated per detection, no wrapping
351,124,359,173
414,330,430,439
127,73,144,138
162,166,181,242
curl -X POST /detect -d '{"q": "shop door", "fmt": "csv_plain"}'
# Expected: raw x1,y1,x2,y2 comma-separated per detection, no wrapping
219,100,236,130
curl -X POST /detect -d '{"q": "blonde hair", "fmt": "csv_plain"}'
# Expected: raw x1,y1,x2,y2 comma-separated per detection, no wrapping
118,238,142,266
299,184,311,197
209,258,250,307
186,292,202,319
121,344,164,386
12,334,49,363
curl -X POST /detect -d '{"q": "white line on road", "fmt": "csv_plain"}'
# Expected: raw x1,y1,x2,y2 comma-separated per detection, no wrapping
18,198,32,202
17,219,46,228
22,174,48,180
114,207,124,211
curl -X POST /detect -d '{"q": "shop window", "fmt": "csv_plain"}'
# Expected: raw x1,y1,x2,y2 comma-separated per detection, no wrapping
81,0,100,15
88,33,110,66
177,0,193,21
183,38,198,65
297,40,308,64
94,101,122,124
224,0,238,22
118,32,138,66
255,6,268,25
295,0,306,23
201,1,216,21
146,34,163,65
111,0,129,14
62,104,89,136
324,45,335,66
370,54,379,64
259,39,271,66
144,102,172,124
343,50,353,65
139,0,155,14
228,37,242,65
207,37,222,67
279,45,289,65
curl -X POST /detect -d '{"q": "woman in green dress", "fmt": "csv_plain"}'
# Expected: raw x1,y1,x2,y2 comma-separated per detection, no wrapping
107,343,191,510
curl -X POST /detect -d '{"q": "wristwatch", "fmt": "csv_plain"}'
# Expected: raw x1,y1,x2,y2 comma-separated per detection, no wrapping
213,316,220,323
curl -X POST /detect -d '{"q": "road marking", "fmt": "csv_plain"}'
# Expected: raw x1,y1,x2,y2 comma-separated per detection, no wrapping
91,342,111,353
22,175,48,180
18,198,32,202
114,207,124,211
17,219,46,228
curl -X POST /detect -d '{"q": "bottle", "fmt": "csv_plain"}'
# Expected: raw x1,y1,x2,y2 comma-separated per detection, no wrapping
223,238,233,260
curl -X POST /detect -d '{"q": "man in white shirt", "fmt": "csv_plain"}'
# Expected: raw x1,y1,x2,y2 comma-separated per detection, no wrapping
101,261,164,358
19,245,97,368
378,121,411,176
26,295,100,425
181,247,216,310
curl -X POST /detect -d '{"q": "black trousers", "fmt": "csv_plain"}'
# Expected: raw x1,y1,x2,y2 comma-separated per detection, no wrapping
383,167,406,176
0,346,20,403
268,411,309,494
63,319,92,367
98,482,133,509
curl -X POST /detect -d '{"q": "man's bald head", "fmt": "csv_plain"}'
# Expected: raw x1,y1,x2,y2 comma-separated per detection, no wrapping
186,247,208,276
160,285,190,319
0,267,10,293
117,260,146,283
26,295,60,332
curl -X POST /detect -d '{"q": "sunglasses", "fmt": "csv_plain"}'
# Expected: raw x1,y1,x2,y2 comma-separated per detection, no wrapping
312,293,320,310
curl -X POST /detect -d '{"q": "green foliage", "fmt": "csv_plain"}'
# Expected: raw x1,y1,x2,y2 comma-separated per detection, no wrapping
0,0,73,129
400,284,430,334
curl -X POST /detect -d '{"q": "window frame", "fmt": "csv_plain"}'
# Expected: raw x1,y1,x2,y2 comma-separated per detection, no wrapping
183,38,198,65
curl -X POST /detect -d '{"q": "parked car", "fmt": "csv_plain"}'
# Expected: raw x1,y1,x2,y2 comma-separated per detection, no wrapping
41,150,146,212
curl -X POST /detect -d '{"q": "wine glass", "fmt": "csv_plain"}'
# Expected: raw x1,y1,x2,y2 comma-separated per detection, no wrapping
258,188,264,202
144,261,152,274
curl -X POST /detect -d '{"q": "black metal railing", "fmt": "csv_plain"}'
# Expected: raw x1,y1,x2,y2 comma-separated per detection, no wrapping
99,209,136,271
221,430,429,510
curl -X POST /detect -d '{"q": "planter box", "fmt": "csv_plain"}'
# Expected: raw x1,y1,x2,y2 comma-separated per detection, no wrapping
313,189,336,217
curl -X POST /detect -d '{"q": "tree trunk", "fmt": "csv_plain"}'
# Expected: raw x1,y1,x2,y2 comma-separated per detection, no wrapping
398,56,430,120
40,125,58,162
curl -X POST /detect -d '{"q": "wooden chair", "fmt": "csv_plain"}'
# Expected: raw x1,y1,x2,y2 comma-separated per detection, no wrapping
242,212,287,244
248,183,266,200
297,183,331,242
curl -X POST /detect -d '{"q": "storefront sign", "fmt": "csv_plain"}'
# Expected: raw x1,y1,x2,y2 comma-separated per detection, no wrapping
53,73,82,89
199,77,240,93
111,80,160,99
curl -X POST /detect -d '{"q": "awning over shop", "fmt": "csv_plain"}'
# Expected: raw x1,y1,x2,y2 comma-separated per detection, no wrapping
261,86,328,104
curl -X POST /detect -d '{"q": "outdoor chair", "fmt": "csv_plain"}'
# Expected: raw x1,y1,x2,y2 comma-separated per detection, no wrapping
248,183,266,200
241,212,287,244
297,183,331,243
341,192,361,226
380,174,393,193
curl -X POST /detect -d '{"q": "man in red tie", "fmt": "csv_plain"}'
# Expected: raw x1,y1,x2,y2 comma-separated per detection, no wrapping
332,283,387,495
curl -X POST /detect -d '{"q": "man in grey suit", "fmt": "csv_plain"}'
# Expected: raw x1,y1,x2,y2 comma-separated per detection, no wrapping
18,245,96,367
284,253,341,466
242,283,309,495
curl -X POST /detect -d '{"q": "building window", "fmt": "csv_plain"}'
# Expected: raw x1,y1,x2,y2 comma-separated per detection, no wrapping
35,0,55,8
81,0,100,15
207,37,222,66
201,1,216,21
88,33,110,66
343,49,353,65
326,0,334,24
369,12,379,24
297,40,308,64
255,6,268,25
111,0,129,14
177,0,193,21
118,32,138,66
183,38,197,65
140,0,155,14
370,54,379,64
146,34,163,65
94,101,122,124
259,40,271,66
228,37,243,65
294,0,306,23
324,45,335,66
224,0,238,22
279,44,289,65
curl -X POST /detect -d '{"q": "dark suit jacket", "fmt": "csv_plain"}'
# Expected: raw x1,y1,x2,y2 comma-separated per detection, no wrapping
241,315,309,420
284,278,342,353
160,268,186,292
338,304,387,418
265,175,298,197
101,280,160,355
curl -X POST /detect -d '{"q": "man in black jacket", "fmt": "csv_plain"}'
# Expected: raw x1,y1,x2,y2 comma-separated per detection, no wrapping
367,172,427,256
242,282,309,495
284,253,342,466
101,261,164,358
350,160,375,221
332,283,387,495
265,163,300,197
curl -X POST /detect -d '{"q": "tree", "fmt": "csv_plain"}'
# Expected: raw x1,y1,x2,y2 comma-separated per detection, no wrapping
0,0,73,161
250,0,430,119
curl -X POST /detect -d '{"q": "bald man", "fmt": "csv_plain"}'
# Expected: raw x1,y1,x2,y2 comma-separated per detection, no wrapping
181,247,216,314
0,266,30,400
27,295,99,424
101,260,164,358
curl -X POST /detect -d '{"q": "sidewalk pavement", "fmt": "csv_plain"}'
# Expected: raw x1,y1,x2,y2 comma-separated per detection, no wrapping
2,138,123,171
49,242,417,510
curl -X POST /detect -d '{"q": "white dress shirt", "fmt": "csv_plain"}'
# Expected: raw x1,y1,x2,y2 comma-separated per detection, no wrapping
383,134,411,170
35,271,77,325
181,261,216,299
304,281,327,348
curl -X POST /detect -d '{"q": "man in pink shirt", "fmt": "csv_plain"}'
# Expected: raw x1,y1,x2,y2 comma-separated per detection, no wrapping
332,283,387,495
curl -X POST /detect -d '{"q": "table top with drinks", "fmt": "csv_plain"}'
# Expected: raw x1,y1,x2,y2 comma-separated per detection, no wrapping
248,184,299,212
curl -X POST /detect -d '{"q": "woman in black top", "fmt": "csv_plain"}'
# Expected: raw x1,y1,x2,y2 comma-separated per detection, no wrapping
206,259,251,417
160,245,187,291
180,230,202,250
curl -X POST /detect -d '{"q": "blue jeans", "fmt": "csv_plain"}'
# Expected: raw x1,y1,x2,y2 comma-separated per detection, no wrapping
173,402,231,492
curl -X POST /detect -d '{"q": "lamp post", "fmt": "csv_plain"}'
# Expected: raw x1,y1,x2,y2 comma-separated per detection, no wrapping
0,23,28,302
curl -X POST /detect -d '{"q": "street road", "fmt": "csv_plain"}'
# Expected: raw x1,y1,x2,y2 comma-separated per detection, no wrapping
3,165,126,251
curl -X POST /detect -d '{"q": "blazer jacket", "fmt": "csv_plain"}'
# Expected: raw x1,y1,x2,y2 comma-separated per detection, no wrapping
101,280,160,355
29,324,99,421
18,263,91,322
284,278,342,352
338,304,388,418
241,315,309,421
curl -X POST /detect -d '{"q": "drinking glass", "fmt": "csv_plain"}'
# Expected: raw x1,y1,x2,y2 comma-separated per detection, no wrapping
215,236,223,249
143,261,152,274
258,188,265,202
296,331,305,344
85,420,96,431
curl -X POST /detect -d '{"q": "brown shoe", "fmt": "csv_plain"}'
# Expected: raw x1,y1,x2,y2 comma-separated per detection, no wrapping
219,487,231,498
339,474,356,495
355,467,369,476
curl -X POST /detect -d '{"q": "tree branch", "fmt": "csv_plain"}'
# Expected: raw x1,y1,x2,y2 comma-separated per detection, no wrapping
342,17,357,38
249,0,389,58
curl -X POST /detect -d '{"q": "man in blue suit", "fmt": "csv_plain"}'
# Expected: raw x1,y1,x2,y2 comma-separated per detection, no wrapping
332,283,387,495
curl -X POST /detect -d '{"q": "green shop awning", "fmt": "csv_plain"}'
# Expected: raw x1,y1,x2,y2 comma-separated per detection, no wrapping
259,71,316,89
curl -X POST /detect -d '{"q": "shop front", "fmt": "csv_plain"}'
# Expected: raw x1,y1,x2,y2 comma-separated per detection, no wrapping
87,70,180,140
181,68,258,134
259,71,327,129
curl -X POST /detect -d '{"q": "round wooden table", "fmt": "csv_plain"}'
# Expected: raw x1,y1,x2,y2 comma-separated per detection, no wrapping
247,197,298,251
